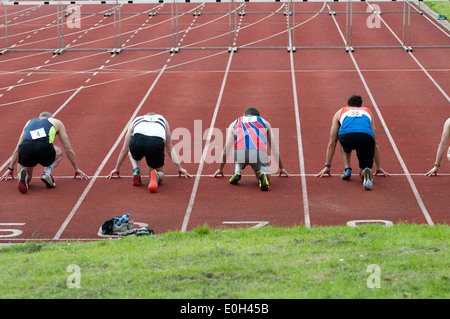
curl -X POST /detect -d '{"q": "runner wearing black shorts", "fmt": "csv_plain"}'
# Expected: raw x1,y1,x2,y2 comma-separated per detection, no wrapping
18,140,56,168
316,95,390,190
338,132,375,170
106,112,191,192
1,112,89,194
129,134,165,169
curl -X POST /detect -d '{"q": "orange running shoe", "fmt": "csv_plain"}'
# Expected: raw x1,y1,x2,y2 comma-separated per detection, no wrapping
148,170,159,193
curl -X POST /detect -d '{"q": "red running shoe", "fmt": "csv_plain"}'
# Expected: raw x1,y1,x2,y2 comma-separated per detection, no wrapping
18,168,29,194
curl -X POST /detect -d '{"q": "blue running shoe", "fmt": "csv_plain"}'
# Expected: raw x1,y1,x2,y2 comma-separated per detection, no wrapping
341,168,352,180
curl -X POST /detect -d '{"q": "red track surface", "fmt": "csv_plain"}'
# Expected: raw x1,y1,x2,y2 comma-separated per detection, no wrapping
0,2,448,242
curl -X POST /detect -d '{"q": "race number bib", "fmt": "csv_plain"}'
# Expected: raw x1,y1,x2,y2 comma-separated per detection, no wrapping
349,110,362,117
242,116,257,123
30,128,46,140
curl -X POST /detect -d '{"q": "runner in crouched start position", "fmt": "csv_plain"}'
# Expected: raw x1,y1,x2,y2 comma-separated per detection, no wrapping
315,95,390,190
107,112,191,192
425,117,450,176
211,107,290,191
1,112,89,194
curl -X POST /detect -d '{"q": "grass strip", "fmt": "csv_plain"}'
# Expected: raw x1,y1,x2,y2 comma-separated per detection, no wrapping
425,1,450,18
0,223,448,299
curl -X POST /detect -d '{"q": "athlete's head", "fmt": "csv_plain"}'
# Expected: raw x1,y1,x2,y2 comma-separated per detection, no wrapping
39,112,53,118
348,95,362,107
244,107,260,116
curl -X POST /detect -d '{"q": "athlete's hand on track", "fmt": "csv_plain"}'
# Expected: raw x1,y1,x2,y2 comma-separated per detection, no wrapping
374,167,390,177
315,167,331,178
178,168,192,178
74,169,90,180
210,169,224,178
425,166,439,177
278,168,290,177
0,169,14,181
106,169,120,179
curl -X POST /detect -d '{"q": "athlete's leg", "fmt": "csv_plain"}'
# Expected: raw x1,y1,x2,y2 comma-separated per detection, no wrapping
17,164,34,183
128,153,142,186
49,145,63,169
340,146,351,169
153,166,165,184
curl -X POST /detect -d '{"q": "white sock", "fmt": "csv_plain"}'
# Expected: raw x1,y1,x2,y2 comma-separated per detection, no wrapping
44,165,53,176
235,163,241,174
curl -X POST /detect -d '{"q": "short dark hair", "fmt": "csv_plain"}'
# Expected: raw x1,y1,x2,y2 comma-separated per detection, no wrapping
244,107,260,116
347,95,362,107
39,112,53,118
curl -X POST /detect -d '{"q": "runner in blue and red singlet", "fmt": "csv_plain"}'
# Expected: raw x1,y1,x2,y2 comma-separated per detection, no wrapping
212,107,289,191
316,95,390,190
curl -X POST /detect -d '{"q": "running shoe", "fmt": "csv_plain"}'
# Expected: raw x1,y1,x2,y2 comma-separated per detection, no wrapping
362,168,373,190
18,168,29,194
229,171,242,184
341,168,352,180
257,171,269,191
148,170,159,193
132,168,142,186
41,172,56,188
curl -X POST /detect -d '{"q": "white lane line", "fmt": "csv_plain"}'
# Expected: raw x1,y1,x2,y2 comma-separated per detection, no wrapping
51,173,450,179
181,50,235,233
408,53,450,103
366,1,449,103
329,7,434,226
285,2,325,229
53,64,168,240
289,43,310,228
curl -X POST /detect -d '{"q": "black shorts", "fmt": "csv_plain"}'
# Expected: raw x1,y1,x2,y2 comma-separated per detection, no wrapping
338,133,375,170
18,140,56,167
129,134,165,169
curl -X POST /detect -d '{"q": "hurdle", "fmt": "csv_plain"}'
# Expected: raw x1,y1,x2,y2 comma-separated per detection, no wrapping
1,0,449,55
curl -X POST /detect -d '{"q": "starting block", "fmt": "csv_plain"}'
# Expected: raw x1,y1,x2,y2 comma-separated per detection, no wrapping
170,47,179,54
345,46,354,53
287,46,296,53
228,47,237,53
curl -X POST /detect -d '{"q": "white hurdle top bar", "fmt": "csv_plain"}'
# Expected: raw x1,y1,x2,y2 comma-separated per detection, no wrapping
4,0,449,5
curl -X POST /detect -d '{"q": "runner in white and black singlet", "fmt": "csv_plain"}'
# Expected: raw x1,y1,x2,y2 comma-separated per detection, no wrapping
107,112,191,193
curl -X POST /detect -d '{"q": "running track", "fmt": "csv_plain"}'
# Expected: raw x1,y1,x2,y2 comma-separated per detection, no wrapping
0,1,449,242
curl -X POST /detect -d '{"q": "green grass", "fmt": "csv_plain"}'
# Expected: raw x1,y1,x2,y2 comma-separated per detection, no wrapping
0,223,448,299
426,1,450,18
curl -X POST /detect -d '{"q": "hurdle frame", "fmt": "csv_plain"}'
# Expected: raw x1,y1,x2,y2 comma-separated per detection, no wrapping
0,0,449,56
